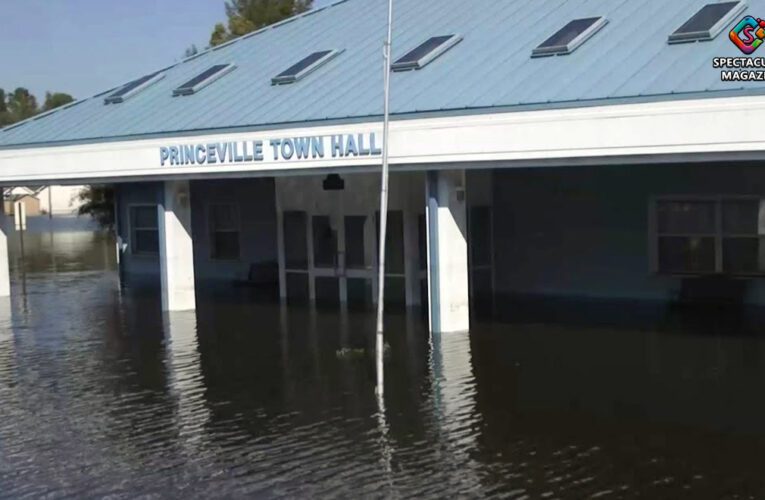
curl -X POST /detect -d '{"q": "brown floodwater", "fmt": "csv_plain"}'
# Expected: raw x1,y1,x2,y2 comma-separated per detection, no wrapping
1,217,765,498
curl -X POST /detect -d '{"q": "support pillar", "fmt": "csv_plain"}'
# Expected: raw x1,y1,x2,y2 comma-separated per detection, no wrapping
425,170,469,333
159,180,196,311
0,203,10,297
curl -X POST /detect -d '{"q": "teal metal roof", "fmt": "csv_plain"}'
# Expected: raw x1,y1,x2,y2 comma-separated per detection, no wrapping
2,0,764,148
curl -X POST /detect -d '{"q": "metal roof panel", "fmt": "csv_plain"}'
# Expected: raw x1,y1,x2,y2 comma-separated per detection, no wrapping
3,0,765,148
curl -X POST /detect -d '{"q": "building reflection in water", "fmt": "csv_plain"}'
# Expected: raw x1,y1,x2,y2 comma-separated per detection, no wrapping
162,310,212,456
6,219,765,496
428,329,483,493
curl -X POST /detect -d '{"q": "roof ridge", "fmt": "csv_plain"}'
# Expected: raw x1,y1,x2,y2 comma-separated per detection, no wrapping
184,0,355,59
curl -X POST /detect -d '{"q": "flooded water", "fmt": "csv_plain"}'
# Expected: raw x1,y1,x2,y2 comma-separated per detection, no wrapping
1,217,765,498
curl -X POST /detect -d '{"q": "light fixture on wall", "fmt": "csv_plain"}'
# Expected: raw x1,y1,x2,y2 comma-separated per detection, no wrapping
322,174,345,191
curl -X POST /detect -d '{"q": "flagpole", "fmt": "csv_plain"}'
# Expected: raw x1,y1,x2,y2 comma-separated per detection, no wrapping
375,0,394,396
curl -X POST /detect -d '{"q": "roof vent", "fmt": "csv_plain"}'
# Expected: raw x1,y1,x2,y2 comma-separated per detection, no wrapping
391,34,462,71
105,72,165,104
532,17,608,57
668,1,746,43
272,49,343,85
173,64,236,97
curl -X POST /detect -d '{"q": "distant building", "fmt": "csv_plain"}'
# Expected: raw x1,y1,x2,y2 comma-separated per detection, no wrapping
3,187,41,216
3,185,84,217
37,185,83,216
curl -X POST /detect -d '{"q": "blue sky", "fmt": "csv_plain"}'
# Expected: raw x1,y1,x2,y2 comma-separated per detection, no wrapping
0,0,333,102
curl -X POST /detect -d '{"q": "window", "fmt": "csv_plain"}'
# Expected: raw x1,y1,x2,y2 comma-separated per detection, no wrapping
668,1,746,44
272,49,343,85
209,203,240,260
532,17,608,57
391,34,462,71
654,197,765,276
130,205,159,255
105,72,165,104
173,64,236,96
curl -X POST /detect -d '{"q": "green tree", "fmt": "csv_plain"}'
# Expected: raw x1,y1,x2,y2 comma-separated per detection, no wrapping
210,0,313,46
77,185,115,229
42,92,74,112
0,89,10,127
6,88,38,122
210,23,229,47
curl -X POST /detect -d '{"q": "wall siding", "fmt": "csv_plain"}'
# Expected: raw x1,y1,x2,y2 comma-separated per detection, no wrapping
492,163,765,305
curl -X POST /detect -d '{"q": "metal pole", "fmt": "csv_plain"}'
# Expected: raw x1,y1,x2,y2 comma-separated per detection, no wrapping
48,186,52,219
375,0,394,396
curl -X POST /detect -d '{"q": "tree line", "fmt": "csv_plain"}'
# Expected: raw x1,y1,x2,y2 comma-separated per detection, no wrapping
2,0,311,128
209,0,312,47
0,88,74,127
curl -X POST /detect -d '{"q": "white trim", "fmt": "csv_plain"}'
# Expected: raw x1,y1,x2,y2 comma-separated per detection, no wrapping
7,95,765,183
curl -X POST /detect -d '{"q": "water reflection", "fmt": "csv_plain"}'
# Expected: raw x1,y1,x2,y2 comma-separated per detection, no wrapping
163,311,211,456
2,219,765,497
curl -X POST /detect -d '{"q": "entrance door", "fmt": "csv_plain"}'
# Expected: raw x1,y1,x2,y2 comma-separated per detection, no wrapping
282,211,376,307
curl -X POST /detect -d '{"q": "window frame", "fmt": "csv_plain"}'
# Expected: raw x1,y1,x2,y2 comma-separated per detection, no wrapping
271,49,344,85
172,63,237,97
104,72,165,104
207,202,241,261
391,34,463,72
531,17,609,58
668,1,746,44
128,203,160,256
650,195,765,277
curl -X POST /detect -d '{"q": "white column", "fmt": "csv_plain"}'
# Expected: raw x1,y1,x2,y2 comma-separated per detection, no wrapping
426,170,469,333
0,202,11,297
159,180,196,311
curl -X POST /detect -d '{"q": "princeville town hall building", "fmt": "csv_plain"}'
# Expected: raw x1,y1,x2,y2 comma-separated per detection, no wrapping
2,0,765,332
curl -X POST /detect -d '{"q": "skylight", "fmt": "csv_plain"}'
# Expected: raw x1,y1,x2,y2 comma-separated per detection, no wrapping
532,17,608,57
391,34,462,71
104,72,165,104
172,64,236,97
668,1,746,43
271,49,343,85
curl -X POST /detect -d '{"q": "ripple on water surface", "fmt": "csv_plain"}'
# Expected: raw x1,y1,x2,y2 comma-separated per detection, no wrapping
1,227,765,498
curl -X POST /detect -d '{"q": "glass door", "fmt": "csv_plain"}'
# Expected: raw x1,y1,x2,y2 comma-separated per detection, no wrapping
469,206,494,317
283,210,389,309
376,210,406,307
344,215,374,309
312,214,340,307
283,211,309,304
